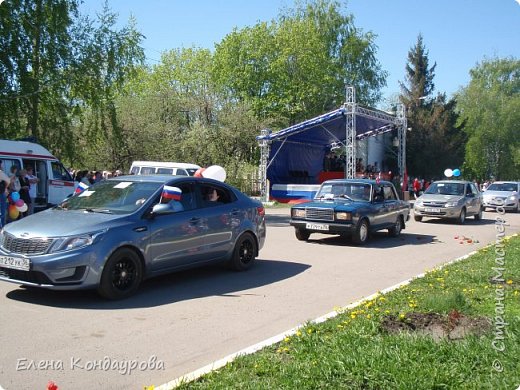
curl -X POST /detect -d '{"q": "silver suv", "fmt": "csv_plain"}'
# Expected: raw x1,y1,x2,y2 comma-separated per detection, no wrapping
413,180,483,224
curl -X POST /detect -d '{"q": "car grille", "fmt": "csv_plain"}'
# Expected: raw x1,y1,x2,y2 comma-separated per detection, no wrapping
0,232,52,255
0,267,53,285
305,208,334,221
422,201,447,207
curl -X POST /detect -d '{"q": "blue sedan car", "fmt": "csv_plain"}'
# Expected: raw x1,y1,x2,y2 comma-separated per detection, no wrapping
0,175,266,299
290,179,410,245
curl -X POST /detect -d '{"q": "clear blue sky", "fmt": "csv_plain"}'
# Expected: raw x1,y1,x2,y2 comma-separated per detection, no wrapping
81,0,520,104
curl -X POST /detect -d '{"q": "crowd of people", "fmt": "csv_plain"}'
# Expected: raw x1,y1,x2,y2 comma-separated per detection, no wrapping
0,161,39,227
70,169,124,186
323,154,388,179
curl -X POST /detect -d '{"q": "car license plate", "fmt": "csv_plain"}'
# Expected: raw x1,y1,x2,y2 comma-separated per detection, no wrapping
425,208,441,213
306,222,329,231
0,255,30,271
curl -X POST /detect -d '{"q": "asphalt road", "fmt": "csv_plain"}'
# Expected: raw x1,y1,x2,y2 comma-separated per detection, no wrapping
1,209,519,390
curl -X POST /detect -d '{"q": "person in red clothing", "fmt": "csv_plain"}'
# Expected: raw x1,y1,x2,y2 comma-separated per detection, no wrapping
413,178,422,199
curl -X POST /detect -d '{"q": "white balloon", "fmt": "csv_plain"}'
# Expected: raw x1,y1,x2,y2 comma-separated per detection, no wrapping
202,165,227,182
444,168,453,178
16,203,28,213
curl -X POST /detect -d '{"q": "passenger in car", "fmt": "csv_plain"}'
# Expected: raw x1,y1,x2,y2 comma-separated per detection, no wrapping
204,188,221,206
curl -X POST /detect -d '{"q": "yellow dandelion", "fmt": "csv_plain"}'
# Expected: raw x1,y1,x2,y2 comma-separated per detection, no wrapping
296,330,302,337
350,314,356,319
284,337,290,343
399,313,406,319
506,280,513,285
513,291,519,296
366,314,371,319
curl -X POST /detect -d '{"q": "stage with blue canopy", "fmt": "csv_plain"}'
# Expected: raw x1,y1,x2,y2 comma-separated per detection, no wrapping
257,105,400,187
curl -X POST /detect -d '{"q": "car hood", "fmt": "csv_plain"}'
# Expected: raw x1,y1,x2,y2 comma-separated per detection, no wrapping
3,209,130,238
296,199,368,211
482,190,517,198
418,194,463,203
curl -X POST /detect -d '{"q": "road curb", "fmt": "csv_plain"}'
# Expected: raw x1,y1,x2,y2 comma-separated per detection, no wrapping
156,243,499,389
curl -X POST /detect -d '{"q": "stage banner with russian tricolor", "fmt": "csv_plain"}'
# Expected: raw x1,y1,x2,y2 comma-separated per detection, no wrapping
161,185,182,201
75,182,89,194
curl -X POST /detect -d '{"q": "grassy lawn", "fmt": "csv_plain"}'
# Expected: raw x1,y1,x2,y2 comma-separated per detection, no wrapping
173,234,520,389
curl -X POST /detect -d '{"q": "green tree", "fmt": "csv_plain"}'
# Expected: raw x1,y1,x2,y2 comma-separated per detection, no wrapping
212,0,386,126
456,57,520,180
0,0,80,143
400,34,465,179
68,3,144,169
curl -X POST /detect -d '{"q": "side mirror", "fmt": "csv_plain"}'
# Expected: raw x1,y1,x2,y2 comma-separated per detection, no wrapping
152,203,175,215
374,195,384,203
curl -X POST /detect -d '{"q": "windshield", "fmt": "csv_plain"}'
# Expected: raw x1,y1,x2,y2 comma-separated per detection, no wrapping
315,183,372,201
487,183,518,192
60,180,162,214
424,182,465,196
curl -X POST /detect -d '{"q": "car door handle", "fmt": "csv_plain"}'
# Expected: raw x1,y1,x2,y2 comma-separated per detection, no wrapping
133,226,148,232
230,208,240,215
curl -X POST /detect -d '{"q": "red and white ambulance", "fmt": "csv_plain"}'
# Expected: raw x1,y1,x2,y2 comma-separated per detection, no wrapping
0,139,74,211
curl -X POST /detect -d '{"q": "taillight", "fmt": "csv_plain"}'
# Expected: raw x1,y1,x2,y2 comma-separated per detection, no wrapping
257,206,265,216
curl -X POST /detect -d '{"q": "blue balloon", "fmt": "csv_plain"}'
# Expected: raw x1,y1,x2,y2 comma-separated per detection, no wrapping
11,191,20,202
453,169,461,177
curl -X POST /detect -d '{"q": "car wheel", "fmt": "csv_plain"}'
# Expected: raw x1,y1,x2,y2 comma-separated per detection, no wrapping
457,208,466,225
228,232,257,271
474,206,483,220
388,216,403,237
295,228,310,241
414,215,423,222
98,248,143,300
352,219,369,245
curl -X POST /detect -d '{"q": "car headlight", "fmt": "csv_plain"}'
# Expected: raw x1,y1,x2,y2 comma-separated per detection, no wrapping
48,230,106,253
292,209,306,218
509,195,518,201
335,212,351,221
445,201,459,207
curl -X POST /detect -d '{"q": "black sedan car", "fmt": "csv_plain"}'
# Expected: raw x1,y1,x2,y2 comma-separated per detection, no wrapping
290,179,410,245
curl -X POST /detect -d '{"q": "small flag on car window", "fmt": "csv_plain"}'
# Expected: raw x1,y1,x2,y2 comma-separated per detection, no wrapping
161,185,182,201
75,182,89,194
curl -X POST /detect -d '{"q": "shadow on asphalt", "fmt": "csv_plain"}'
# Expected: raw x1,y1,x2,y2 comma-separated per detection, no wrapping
266,214,290,227
305,232,441,249
416,216,496,226
6,259,310,309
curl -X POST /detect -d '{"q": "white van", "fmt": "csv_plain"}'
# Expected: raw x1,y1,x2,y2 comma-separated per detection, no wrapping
0,139,74,211
129,161,201,176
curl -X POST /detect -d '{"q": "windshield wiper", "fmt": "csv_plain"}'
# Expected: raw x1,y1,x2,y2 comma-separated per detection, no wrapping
83,208,113,214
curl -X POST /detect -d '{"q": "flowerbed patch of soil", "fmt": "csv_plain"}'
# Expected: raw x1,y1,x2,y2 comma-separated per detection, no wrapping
381,311,491,341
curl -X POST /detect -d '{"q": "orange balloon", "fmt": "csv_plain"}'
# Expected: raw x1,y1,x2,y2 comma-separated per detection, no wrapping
8,205,20,220
194,168,206,178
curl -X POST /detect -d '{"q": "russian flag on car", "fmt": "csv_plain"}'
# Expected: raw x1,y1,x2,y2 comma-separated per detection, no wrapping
75,182,89,194
161,185,182,201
